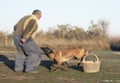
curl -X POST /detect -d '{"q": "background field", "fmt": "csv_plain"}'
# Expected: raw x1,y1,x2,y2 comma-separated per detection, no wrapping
0,50,120,83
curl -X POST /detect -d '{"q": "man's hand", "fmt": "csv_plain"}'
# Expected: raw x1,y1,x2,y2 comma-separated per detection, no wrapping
21,38,27,43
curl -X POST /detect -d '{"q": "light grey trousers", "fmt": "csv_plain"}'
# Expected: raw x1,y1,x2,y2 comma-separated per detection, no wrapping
14,36,41,72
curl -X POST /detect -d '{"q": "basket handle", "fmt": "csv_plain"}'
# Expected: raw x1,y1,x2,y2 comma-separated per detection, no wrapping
82,54,100,62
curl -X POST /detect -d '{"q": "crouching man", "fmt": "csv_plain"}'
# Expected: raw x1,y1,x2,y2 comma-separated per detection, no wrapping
13,10,42,73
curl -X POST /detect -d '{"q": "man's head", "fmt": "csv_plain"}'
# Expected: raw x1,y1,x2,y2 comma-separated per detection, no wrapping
32,9,42,20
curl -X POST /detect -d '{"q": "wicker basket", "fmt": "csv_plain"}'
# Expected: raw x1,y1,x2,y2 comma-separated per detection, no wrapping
82,54,101,73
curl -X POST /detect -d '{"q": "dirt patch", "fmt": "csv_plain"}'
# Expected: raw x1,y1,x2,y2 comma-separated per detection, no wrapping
0,74,35,80
112,52,120,55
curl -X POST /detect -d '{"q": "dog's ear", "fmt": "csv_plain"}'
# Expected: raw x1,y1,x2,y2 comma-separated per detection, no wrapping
47,47,54,53
50,50,54,54
46,47,51,50
44,47,54,54
40,46,46,49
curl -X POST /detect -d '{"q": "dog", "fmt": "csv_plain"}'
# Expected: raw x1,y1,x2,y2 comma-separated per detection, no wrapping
40,46,90,71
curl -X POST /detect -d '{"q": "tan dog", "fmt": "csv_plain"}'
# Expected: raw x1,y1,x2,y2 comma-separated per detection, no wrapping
41,46,90,71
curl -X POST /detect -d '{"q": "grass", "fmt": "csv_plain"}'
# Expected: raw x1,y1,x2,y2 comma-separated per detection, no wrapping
0,50,120,83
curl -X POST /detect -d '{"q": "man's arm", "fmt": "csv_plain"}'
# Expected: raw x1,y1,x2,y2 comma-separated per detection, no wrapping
22,19,38,42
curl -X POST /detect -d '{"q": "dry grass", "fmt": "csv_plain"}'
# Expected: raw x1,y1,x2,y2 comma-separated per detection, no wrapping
35,38,110,51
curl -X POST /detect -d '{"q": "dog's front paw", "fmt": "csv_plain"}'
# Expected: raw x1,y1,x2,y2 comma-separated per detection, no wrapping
50,69,56,72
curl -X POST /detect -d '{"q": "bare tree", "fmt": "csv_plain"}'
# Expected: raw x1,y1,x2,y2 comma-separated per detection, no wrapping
98,19,109,38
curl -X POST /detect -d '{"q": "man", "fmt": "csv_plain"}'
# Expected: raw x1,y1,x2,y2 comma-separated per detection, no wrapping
13,10,42,73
